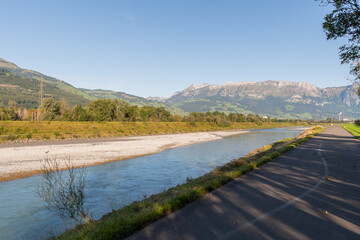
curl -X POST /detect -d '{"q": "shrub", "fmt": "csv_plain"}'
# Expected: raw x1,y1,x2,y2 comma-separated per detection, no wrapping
26,132,32,139
7,134,18,141
36,157,91,225
42,134,50,140
355,119,360,126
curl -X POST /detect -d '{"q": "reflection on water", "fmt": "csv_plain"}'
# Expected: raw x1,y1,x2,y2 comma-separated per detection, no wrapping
0,128,303,239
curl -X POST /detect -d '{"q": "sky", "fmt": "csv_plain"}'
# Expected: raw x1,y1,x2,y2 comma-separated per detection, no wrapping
0,0,351,98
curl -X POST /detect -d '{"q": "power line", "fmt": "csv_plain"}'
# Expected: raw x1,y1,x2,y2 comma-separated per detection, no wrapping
40,78,43,108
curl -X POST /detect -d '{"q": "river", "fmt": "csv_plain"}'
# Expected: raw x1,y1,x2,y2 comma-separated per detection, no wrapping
0,127,305,240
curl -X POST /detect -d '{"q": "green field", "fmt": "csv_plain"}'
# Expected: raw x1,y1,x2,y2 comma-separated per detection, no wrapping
0,121,312,143
342,123,360,139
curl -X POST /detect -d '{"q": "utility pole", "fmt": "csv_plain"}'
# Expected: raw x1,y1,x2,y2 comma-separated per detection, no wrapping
40,78,43,108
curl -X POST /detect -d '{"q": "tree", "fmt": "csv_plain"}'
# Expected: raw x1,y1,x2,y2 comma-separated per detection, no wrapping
36,156,91,225
237,113,246,122
318,0,360,83
72,103,89,121
88,99,116,121
113,99,128,121
154,107,172,122
227,113,238,122
7,100,18,120
173,114,182,122
124,105,139,121
41,98,61,120
139,107,151,121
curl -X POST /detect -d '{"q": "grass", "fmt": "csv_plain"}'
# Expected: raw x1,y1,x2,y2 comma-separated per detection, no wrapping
56,126,325,240
0,121,312,143
342,123,360,139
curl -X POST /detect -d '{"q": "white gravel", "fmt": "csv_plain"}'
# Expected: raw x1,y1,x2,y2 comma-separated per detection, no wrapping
0,130,248,181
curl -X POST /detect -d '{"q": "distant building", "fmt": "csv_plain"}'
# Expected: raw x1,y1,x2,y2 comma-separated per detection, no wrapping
262,116,268,119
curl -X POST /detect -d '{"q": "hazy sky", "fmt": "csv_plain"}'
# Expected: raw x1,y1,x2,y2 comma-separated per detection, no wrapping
1,0,351,97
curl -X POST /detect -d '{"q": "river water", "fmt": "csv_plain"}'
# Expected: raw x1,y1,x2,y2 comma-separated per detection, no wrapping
0,128,304,240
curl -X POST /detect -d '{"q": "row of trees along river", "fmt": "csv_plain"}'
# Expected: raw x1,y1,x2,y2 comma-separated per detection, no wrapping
0,98,326,125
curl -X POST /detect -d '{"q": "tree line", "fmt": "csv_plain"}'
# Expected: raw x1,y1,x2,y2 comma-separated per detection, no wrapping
0,98,307,124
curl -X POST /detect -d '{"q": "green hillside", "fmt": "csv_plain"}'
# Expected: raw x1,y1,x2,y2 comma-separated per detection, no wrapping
0,58,95,101
0,70,90,108
81,88,186,115
0,58,185,114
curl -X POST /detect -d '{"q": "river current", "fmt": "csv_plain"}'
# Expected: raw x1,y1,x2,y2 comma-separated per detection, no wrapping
0,127,305,239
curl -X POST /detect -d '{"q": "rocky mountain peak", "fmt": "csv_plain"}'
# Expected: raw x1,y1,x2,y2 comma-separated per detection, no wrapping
147,96,166,102
186,83,210,91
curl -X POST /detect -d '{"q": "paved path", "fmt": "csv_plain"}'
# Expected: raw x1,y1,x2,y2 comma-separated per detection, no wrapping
128,125,360,240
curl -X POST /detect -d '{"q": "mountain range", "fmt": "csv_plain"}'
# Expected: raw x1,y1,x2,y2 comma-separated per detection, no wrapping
0,57,359,119
163,81,360,119
0,58,176,112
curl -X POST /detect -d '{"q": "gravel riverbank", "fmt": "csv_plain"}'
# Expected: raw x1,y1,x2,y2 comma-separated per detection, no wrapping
0,130,248,182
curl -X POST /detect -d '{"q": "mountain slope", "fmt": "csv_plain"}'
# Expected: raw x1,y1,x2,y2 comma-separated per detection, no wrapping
80,88,185,114
0,58,95,101
0,58,184,113
1,57,359,119
164,81,360,119
0,69,90,108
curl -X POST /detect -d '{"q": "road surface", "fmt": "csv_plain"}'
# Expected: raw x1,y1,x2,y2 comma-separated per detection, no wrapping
128,125,360,240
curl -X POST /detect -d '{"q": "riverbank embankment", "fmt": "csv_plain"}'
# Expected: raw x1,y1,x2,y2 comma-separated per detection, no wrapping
0,121,310,144
0,121,311,182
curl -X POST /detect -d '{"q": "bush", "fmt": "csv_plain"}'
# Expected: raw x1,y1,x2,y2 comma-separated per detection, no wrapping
355,119,360,126
36,157,91,225
7,134,18,141
42,134,50,140
25,132,32,139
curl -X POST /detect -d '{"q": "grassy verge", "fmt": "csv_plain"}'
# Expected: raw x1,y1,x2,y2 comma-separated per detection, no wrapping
342,123,360,139
0,121,311,143
56,126,325,240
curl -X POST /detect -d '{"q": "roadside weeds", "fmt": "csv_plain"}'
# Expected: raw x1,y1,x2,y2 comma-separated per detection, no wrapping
342,123,360,139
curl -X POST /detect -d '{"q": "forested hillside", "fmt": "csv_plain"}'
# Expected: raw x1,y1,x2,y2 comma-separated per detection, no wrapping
0,70,89,108
0,58,94,101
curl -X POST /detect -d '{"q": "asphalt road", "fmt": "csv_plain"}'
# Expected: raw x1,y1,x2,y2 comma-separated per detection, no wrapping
128,125,360,240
